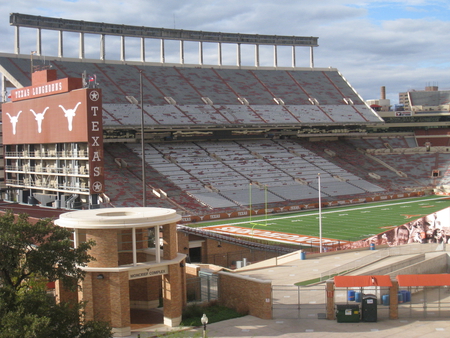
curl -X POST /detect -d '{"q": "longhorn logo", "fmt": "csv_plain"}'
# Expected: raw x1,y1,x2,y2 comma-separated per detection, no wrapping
6,111,22,135
30,107,49,133
59,102,81,131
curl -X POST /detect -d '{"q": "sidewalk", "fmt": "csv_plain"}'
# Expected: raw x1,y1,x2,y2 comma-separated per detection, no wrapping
125,245,450,337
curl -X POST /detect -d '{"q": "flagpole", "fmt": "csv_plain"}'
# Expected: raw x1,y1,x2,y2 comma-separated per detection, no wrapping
249,182,252,223
265,185,268,226
318,173,322,253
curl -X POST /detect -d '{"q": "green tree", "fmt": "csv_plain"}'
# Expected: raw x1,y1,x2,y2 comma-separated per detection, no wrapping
0,211,112,338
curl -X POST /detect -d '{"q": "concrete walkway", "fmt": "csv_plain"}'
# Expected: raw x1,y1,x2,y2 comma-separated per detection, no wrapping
125,245,450,337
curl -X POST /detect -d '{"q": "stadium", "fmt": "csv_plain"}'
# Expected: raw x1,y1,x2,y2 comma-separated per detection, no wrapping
2,12,450,336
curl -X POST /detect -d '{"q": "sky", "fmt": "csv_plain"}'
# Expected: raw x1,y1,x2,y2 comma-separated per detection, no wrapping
1,0,450,105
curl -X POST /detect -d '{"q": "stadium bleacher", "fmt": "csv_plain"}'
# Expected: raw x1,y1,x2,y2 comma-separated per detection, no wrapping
1,54,446,216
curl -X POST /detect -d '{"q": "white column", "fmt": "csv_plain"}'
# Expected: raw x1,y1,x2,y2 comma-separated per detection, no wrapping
160,39,165,63
100,34,105,60
140,37,145,62
79,32,85,59
218,42,222,66
36,28,42,55
255,44,260,67
120,36,126,61
155,226,161,263
292,46,296,68
14,26,19,54
274,45,278,68
58,30,63,58
132,227,137,266
237,43,241,67
73,229,79,248
199,41,203,65
180,40,184,64
310,46,314,68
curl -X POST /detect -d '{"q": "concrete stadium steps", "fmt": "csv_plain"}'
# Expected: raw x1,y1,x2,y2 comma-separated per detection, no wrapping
104,143,211,213
0,56,383,128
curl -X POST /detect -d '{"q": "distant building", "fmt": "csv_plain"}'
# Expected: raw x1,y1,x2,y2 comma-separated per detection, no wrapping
366,86,391,112
399,85,450,114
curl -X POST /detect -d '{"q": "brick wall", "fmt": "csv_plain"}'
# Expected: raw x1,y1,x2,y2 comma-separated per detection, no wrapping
86,229,118,267
218,271,272,319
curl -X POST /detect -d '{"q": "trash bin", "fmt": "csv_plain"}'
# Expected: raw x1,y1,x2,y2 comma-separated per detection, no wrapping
369,243,375,250
355,292,362,302
300,251,306,260
382,294,390,306
361,294,377,322
348,290,355,301
400,290,411,303
336,304,360,323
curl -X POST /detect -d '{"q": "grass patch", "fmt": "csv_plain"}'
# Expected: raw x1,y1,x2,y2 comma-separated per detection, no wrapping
195,196,450,242
180,301,246,327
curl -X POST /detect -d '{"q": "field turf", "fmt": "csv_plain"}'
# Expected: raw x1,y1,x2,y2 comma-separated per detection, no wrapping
195,195,450,242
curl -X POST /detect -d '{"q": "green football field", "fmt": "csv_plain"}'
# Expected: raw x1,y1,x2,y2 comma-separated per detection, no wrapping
194,195,450,242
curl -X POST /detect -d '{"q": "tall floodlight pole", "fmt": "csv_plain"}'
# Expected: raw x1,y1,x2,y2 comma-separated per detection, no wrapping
264,184,268,226
318,173,322,253
140,70,146,207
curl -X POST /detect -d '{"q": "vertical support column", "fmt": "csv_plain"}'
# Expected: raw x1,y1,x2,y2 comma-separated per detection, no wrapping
199,41,203,65
100,34,106,61
310,46,314,68
120,35,125,61
155,225,161,263
36,28,42,55
273,45,278,68
109,271,131,336
1,74,5,102
78,273,94,321
237,43,241,67
120,36,126,61
162,264,183,327
58,30,63,58
14,26,19,54
132,227,137,266
179,40,184,64
218,42,222,66
160,39,165,63
140,37,145,62
326,281,335,319
73,229,79,248
292,46,296,68
255,44,260,67
162,223,177,260
389,279,399,319
79,32,85,59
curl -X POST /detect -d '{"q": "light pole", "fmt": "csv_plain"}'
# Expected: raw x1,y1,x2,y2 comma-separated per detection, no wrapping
139,70,146,207
125,70,146,207
30,51,37,77
201,313,208,338
318,173,322,253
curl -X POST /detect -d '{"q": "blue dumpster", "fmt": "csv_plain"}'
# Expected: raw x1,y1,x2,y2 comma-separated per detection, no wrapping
400,290,411,303
348,290,355,301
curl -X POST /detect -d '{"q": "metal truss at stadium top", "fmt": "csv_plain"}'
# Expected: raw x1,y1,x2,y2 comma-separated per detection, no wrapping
10,13,318,67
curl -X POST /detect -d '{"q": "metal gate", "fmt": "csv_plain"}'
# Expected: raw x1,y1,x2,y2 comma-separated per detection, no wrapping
186,272,219,304
199,271,218,302
272,285,326,319
398,286,450,318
